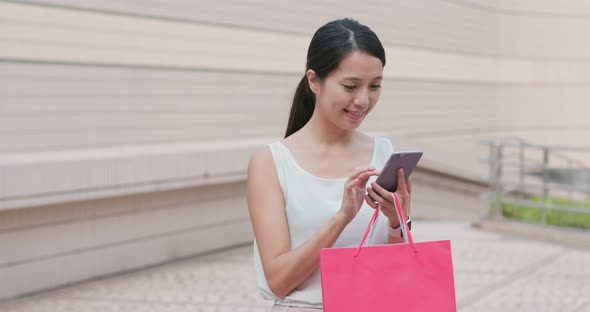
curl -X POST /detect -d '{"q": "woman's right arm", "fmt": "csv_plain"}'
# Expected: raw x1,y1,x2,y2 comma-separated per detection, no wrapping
247,148,377,299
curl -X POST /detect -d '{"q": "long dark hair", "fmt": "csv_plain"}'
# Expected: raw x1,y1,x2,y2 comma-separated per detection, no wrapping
284,18,386,138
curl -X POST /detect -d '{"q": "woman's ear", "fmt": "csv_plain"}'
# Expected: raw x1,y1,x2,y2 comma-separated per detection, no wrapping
306,69,320,95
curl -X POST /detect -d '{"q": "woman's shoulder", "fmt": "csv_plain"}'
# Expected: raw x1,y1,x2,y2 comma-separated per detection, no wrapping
251,135,287,163
249,145,272,164
249,136,289,163
369,133,394,160
352,131,392,151
248,138,290,178
380,136,394,150
248,144,276,176
369,133,392,147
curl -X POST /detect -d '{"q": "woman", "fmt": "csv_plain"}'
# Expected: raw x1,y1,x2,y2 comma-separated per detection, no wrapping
247,18,412,311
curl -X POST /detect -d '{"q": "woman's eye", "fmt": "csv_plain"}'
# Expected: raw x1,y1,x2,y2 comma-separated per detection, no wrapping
342,84,380,90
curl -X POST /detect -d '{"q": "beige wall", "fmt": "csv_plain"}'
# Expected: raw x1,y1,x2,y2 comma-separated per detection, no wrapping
0,182,251,299
1,0,589,300
1,1,589,163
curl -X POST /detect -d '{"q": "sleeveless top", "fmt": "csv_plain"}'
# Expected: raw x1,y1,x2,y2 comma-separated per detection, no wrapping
253,135,394,309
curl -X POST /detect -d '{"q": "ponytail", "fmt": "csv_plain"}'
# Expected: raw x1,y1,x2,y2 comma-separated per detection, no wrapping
284,75,315,138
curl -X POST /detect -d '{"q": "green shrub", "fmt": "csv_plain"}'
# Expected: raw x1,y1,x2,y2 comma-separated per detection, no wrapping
501,196,590,229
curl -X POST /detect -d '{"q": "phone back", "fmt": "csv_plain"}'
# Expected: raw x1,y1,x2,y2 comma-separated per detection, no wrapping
375,152,423,192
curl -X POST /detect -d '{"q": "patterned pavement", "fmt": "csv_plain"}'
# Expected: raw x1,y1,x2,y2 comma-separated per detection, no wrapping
0,221,588,312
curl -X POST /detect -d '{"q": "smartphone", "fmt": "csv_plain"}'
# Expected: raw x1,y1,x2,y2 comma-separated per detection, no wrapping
369,151,423,201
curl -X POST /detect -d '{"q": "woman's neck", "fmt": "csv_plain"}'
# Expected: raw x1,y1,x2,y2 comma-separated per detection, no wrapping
299,110,356,147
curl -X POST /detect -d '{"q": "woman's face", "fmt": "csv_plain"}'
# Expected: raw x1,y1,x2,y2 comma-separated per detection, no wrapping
308,51,384,130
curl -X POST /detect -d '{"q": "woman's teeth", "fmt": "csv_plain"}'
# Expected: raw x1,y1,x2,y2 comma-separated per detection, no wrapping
345,109,363,116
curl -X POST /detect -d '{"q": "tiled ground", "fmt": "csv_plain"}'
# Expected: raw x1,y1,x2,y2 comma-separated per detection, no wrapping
0,221,588,312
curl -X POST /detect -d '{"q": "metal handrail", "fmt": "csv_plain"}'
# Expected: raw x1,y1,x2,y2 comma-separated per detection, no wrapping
481,137,590,168
482,137,590,226
501,181,590,194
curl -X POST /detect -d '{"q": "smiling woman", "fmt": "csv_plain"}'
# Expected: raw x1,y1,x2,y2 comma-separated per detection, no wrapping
247,18,413,311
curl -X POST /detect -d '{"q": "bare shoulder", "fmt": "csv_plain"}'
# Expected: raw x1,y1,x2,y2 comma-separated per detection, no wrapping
248,145,275,177
247,145,282,197
249,145,272,164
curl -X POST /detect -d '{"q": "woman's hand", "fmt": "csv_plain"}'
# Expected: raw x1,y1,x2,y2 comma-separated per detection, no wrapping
365,168,412,228
338,166,380,224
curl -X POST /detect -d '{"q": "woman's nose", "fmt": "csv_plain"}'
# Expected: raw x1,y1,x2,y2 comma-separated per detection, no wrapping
353,89,370,107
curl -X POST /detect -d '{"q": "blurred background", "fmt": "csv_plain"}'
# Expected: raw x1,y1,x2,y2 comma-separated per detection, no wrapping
0,0,589,311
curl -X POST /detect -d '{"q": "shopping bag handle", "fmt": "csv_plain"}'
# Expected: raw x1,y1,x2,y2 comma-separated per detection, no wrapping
355,192,417,257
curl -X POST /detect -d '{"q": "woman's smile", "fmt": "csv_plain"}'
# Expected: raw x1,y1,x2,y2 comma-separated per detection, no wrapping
344,109,365,121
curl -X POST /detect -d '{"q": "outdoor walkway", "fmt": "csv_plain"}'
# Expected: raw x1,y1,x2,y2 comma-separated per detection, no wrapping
0,220,588,312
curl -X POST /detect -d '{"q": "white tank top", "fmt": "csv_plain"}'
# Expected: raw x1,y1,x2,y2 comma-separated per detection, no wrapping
253,135,394,308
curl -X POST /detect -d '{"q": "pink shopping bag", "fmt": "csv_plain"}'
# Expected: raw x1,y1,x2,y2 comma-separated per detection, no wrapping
319,193,457,311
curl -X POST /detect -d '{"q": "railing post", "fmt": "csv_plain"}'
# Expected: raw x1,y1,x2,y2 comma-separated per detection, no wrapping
541,148,549,226
494,144,504,220
488,142,498,219
519,141,525,197
567,160,573,201
496,144,504,220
